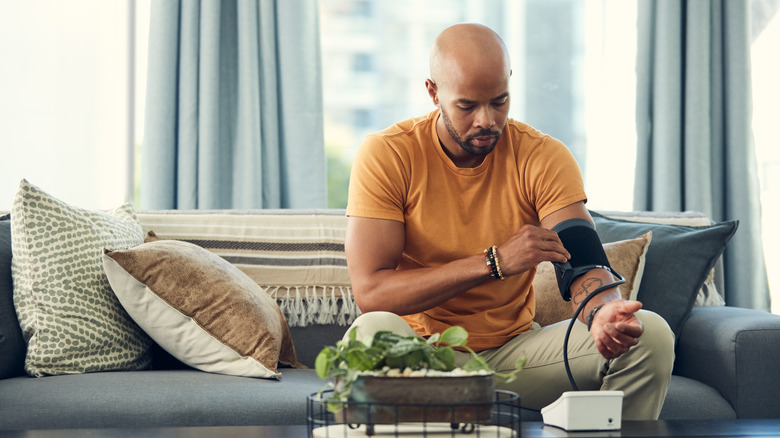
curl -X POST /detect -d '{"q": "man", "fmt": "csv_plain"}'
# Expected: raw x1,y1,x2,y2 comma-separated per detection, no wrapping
344,23,674,420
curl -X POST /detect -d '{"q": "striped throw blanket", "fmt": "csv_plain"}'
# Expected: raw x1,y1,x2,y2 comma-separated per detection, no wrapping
137,210,359,327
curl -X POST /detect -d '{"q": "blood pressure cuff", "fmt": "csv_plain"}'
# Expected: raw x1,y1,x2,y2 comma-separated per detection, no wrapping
551,218,617,301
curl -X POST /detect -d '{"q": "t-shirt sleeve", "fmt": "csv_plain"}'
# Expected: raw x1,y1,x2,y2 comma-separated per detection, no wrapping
346,134,408,223
524,135,588,221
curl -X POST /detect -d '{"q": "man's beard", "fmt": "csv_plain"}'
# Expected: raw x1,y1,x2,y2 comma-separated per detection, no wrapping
441,108,503,156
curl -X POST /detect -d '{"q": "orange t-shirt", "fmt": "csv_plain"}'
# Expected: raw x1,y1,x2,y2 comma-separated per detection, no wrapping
346,109,587,351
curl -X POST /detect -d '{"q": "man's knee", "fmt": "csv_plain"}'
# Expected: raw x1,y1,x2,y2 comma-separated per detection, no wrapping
632,309,675,372
343,311,419,344
615,309,674,420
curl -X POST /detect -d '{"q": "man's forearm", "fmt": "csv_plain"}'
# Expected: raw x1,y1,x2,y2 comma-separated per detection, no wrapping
569,268,623,324
350,253,493,315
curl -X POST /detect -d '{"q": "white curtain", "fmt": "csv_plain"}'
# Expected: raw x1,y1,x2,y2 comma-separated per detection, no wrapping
635,0,769,310
141,0,326,209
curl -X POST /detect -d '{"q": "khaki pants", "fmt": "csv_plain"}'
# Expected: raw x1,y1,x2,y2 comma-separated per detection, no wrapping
343,310,674,420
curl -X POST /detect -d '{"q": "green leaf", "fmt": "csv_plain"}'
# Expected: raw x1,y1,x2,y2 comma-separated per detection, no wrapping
372,331,405,346
326,400,345,414
383,348,423,369
433,347,456,371
386,339,429,357
426,333,440,345
329,367,348,379
463,355,490,372
364,345,385,364
403,349,428,369
344,349,371,370
314,346,338,379
440,326,468,347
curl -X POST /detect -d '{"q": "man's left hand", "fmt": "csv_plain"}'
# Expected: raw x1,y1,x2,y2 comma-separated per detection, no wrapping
589,300,644,360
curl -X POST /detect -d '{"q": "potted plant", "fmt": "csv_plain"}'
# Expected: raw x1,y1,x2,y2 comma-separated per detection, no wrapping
314,325,525,424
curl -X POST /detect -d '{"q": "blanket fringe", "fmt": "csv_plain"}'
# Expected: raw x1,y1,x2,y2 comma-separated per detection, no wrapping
267,285,360,327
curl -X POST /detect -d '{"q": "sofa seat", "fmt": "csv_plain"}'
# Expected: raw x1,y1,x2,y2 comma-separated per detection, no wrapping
660,376,736,420
0,369,325,430
0,369,737,430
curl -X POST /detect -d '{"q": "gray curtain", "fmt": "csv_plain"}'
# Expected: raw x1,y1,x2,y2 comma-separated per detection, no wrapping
141,0,326,210
636,0,769,310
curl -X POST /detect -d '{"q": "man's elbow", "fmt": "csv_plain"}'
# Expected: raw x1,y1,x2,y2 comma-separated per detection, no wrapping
352,282,387,314
353,296,379,314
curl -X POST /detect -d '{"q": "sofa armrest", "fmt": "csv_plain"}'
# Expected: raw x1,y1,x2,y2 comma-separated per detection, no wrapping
674,306,780,418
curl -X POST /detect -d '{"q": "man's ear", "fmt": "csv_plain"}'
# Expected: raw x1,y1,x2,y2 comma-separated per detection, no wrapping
425,79,439,106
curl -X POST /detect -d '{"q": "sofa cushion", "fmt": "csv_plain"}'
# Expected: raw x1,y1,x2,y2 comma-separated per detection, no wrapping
597,210,726,307
103,235,303,379
660,375,736,420
0,369,324,429
0,214,26,378
10,179,151,377
533,233,651,327
590,211,738,338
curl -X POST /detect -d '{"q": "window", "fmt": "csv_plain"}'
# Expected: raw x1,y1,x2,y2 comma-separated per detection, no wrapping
750,0,780,312
352,53,374,73
320,0,638,212
0,0,140,211
353,109,373,129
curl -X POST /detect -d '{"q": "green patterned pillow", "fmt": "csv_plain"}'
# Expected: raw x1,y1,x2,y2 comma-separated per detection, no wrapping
10,179,151,376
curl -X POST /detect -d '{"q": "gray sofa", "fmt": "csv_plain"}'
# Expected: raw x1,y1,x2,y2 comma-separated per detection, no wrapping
1,209,779,431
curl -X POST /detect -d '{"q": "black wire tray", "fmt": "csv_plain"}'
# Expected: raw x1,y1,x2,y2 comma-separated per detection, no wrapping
307,389,521,437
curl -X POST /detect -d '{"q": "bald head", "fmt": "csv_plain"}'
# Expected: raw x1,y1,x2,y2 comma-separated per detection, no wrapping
425,24,512,167
429,23,511,89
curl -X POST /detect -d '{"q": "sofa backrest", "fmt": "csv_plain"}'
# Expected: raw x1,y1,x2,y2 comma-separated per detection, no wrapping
137,208,728,323
0,213,26,378
0,208,729,374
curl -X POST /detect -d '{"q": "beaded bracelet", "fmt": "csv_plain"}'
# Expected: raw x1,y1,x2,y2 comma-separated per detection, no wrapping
484,246,505,280
484,248,497,279
491,246,504,280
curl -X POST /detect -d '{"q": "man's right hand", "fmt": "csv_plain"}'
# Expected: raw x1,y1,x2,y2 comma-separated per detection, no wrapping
495,224,571,277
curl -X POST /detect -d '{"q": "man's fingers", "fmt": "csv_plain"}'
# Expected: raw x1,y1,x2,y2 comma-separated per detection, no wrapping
595,319,642,359
614,320,644,338
592,300,645,360
536,239,569,262
541,230,570,260
594,338,611,359
595,338,622,360
598,337,630,359
542,248,569,263
615,300,643,314
499,225,572,274
603,323,640,347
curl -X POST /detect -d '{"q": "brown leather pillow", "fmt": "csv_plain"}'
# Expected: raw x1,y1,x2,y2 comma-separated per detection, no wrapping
103,235,303,378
